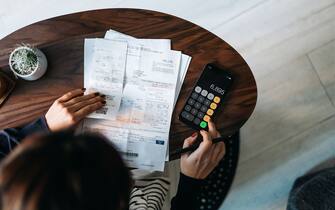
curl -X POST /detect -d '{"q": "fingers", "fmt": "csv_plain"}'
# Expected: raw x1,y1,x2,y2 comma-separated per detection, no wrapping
208,120,221,138
67,94,105,112
63,92,102,107
211,142,225,163
73,101,104,121
182,132,198,159
217,142,226,162
190,130,213,159
212,143,221,160
57,89,85,103
183,132,198,148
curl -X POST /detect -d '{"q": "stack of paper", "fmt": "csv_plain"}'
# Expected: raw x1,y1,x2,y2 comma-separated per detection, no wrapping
82,30,191,171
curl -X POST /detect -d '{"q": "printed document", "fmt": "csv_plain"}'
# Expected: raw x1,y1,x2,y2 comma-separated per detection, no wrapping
85,39,128,119
83,30,191,171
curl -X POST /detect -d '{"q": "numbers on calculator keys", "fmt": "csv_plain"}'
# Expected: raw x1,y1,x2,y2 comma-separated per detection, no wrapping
182,86,222,129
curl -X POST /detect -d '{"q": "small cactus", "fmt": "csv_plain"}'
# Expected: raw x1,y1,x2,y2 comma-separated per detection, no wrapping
10,45,38,75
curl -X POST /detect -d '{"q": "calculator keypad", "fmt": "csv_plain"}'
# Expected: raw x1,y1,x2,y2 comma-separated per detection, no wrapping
201,90,208,96
207,93,214,100
195,86,202,93
181,86,222,129
197,112,205,119
193,118,201,125
188,99,195,105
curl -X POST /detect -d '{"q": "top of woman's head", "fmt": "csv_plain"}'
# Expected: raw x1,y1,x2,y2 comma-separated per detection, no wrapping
0,132,131,210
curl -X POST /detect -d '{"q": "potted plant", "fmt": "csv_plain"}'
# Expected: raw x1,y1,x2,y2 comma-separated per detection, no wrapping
9,45,48,81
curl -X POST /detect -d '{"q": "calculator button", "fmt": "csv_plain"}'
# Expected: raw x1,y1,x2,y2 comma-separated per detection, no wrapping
188,98,195,105
197,96,205,103
194,102,201,109
200,105,207,113
204,99,211,106
181,111,194,121
191,92,199,99
214,96,221,103
197,112,205,119
200,121,207,128
193,118,201,125
195,86,202,93
181,111,189,118
184,105,192,112
190,108,198,115
201,90,208,97
210,103,217,110
207,109,214,116
203,115,211,122
207,93,214,100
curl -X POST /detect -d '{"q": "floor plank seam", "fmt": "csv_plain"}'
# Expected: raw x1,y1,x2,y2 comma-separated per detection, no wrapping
267,1,335,42
239,113,335,166
306,54,335,108
212,0,335,51
298,1,335,23
209,0,270,31
249,8,335,60
307,37,335,55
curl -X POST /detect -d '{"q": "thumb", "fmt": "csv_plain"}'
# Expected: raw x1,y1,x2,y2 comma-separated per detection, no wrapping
183,132,198,148
182,132,198,159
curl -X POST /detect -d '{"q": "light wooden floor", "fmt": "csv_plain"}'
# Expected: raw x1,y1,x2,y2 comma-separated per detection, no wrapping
1,1,335,209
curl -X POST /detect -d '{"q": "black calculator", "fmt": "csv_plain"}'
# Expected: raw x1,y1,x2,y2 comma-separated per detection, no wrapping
179,64,233,131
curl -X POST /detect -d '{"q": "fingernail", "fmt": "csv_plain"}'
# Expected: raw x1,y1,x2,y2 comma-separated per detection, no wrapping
191,132,197,137
102,101,106,104
100,94,106,98
82,88,86,91
94,92,100,96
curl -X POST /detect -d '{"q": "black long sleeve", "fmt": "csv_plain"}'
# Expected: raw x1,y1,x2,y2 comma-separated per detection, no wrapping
0,116,50,160
171,173,205,210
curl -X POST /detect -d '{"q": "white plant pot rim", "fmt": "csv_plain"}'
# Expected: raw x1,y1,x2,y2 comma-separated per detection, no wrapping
9,46,40,77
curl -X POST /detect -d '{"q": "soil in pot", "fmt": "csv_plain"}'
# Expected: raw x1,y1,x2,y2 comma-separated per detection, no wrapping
10,48,38,76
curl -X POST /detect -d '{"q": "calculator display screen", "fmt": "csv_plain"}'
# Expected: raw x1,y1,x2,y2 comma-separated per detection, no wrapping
197,64,233,96
179,64,233,131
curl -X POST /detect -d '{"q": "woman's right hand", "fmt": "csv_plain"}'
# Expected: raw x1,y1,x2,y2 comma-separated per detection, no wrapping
180,121,225,179
45,88,105,132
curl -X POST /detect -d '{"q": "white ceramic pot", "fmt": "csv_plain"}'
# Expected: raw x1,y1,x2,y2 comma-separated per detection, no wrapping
9,46,48,81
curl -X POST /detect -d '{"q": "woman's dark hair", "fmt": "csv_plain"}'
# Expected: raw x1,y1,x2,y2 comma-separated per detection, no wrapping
287,168,335,210
0,132,132,210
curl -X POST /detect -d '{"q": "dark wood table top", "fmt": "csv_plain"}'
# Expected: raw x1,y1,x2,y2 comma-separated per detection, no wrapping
0,9,257,159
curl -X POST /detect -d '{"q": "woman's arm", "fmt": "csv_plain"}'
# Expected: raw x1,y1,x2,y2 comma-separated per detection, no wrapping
0,88,105,160
170,173,205,209
171,121,225,210
0,117,49,159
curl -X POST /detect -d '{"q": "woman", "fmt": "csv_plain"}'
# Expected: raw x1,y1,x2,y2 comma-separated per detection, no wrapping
0,89,226,210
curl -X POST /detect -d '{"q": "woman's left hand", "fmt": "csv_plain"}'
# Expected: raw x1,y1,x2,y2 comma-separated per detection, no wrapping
45,88,105,131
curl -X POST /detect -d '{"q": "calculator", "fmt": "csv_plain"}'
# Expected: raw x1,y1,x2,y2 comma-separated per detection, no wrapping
179,63,233,131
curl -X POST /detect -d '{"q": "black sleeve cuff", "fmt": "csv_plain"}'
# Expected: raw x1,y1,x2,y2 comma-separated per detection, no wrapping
20,116,50,138
170,173,205,210
176,173,205,195
0,116,50,160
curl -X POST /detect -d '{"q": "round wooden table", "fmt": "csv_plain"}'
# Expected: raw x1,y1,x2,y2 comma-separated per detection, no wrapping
0,9,257,159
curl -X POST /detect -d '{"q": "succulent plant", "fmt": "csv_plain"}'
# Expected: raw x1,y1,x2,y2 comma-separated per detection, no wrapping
10,45,38,75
